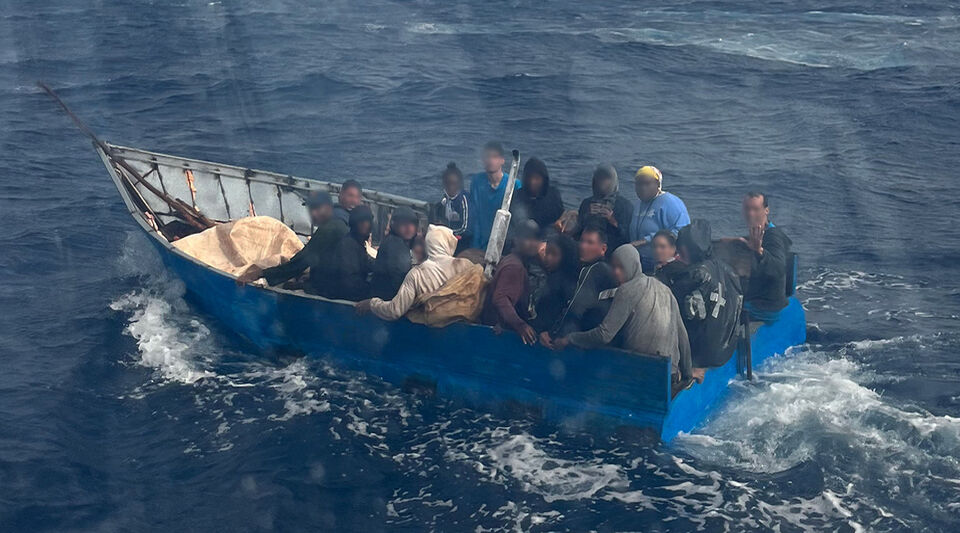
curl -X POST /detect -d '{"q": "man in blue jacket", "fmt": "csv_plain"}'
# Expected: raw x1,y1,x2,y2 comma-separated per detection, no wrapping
468,141,520,250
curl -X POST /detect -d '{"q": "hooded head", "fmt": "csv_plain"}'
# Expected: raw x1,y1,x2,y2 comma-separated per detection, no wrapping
348,205,374,238
611,244,643,285
522,157,550,198
592,164,619,201
390,206,419,240
676,219,713,264
424,224,458,260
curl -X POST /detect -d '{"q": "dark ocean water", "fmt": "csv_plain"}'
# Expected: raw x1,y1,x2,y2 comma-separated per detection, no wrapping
2,1,960,531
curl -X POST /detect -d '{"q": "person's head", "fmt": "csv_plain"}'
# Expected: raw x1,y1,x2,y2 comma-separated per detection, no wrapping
511,220,542,259
348,204,374,238
390,207,419,241
676,219,712,264
592,164,619,198
522,157,549,197
543,234,579,276
304,190,334,225
482,141,506,174
411,236,426,264
652,229,677,264
424,224,458,259
634,165,663,202
441,162,464,197
611,244,643,285
339,180,363,210
579,226,608,263
742,191,769,227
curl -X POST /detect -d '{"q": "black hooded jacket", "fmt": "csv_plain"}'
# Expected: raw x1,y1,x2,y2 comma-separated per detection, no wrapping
671,219,743,368
263,217,349,291
550,257,616,336
314,206,373,301
510,157,565,232
744,224,792,312
370,208,417,299
576,164,633,252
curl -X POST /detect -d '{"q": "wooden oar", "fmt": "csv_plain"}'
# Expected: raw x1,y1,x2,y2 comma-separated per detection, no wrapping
36,82,215,231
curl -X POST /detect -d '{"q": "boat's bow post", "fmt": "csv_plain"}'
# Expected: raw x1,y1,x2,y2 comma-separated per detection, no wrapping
483,149,521,278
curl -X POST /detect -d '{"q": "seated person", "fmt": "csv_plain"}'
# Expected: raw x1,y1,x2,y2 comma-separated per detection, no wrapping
316,205,374,301
651,229,685,286
236,191,347,290
740,192,792,322
480,222,542,345
356,225,475,320
552,245,693,384
370,207,418,299
672,220,743,370
540,226,617,345
510,157,565,234
576,164,633,253
531,234,580,344
430,162,472,249
628,165,690,273
333,179,364,225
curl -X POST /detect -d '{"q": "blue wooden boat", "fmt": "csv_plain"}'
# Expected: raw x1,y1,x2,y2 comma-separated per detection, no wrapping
93,141,806,442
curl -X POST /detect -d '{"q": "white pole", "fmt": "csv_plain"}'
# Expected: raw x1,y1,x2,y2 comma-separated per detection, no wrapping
483,150,521,278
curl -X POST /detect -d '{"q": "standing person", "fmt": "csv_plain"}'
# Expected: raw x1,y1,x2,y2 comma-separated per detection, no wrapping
318,205,374,301
628,165,690,272
468,141,520,250
551,245,693,384
370,206,419,299
651,229,685,286
237,191,348,289
430,162,472,249
333,179,364,225
481,224,543,345
531,234,580,344
356,225,476,320
741,192,792,322
541,227,617,346
576,164,633,253
510,157,565,234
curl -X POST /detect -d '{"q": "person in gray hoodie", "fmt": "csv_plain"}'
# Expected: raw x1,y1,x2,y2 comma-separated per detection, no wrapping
552,244,693,383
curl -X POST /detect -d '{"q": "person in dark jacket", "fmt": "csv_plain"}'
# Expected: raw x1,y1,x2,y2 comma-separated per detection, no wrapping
510,157,565,234
576,164,633,254
532,233,580,344
652,229,686,287
238,191,348,291
672,220,743,371
541,227,617,346
317,205,374,301
740,192,792,322
481,223,542,345
333,179,364,225
371,206,419,299
430,162,472,249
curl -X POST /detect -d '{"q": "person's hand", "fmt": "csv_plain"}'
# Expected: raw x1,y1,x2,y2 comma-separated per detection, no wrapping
355,299,373,315
519,324,537,345
236,266,263,286
551,336,570,351
747,223,765,255
539,331,553,349
598,206,616,225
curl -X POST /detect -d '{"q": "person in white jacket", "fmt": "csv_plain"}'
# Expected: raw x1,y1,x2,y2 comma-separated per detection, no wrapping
355,224,475,320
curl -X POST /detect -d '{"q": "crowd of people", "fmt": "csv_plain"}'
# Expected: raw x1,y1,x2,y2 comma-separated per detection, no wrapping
238,141,793,388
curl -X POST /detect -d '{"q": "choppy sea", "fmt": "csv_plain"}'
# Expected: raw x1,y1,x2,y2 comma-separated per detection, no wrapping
2,1,959,531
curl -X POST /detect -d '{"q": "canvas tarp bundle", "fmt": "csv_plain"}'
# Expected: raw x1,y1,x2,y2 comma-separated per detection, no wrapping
407,263,488,328
172,216,304,279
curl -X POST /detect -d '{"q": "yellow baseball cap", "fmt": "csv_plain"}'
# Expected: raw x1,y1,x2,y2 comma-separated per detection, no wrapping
635,165,662,182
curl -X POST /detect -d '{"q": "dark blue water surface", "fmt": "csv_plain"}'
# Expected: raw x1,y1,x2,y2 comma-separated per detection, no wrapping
2,1,960,531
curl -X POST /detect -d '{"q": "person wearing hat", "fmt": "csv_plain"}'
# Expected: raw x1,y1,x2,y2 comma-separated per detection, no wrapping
238,190,348,291
480,220,543,345
316,204,375,301
628,165,690,272
371,206,420,300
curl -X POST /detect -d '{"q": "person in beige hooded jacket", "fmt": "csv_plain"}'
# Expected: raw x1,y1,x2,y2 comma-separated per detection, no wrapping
356,224,475,320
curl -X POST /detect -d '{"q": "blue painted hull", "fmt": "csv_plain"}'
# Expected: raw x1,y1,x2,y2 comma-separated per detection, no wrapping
145,231,805,442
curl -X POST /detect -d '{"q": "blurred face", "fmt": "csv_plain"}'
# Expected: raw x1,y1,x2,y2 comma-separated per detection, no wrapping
396,221,417,241
652,234,676,264
542,242,562,272
483,149,505,174
443,173,462,196
309,204,333,225
595,176,615,197
579,231,607,262
635,176,660,201
516,237,541,259
526,173,545,196
355,220,372,237
412,242,426,262
339,186,363,209
611,258,628,285
742,195,769,226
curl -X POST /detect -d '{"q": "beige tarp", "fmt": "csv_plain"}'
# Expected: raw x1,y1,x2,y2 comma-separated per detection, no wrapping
172,216,304,278
407,263,488,328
